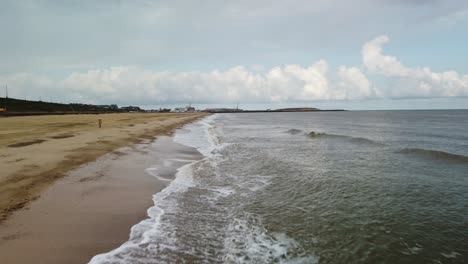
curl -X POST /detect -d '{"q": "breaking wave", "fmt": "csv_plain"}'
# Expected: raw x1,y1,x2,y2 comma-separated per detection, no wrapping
398,148,468,164
307,131,385,146
286,128,304,135
223,213,318,264
89,114,314,263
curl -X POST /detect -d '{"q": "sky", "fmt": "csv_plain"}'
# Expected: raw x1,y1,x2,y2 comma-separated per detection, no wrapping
1,0,468,110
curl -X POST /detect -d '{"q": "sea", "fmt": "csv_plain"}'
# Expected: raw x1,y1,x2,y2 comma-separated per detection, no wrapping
90,110,468,264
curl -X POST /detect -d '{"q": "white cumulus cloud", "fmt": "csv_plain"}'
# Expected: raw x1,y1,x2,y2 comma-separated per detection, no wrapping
338,66,375,99
363,35,468,97
2,35,468,106
1,61,374,105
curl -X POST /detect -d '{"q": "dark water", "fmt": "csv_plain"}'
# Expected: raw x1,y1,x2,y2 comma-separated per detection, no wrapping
91,110,468,264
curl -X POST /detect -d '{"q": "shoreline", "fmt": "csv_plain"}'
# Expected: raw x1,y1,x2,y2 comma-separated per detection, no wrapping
0,112,208,222
0,120,205,263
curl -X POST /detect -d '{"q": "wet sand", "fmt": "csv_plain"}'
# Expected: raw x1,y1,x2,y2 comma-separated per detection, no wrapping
0,112,207,221
0,136,203,264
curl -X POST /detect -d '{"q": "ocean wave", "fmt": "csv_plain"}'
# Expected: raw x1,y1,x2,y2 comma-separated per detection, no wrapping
223,214,318,264
174,114,223,156
286,128,304,135
308,131,384,146
308,131,327,137
89,161,199,264
89,115,226,264
398,148,468,163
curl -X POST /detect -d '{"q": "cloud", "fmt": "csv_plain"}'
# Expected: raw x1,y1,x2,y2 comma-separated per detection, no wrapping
2,35,467,106
338,66,375,99
363,36,410,76
435,9,468,26
363,35,468,97
1,61,375,105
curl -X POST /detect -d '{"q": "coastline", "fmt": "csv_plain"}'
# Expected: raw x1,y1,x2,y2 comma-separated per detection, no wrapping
0,112,208,222
0,135,204,264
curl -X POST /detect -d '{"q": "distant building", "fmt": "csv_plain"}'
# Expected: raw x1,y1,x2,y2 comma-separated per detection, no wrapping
174,105,196,112
96,104,119,111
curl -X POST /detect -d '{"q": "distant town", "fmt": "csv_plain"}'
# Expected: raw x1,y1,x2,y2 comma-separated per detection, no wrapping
0,97,344,116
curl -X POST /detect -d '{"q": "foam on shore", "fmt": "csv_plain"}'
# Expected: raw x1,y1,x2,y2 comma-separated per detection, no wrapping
90,114,313,263
89,116,218,263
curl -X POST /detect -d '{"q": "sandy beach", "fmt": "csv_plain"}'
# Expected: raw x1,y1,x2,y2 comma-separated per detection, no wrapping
0,112,207,222
0,113,206,264
0,135,203,264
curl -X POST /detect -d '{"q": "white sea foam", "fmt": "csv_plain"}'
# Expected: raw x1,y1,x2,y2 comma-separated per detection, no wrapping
213,186,236,197
89,114,316,263
174,114,222,157
89,159,198,264
89,116,219,263
89,114,231,263
145,157,201,182
223,215,318,264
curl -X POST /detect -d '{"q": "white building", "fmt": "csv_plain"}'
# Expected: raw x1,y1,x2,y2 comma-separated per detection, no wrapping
174,105,196,112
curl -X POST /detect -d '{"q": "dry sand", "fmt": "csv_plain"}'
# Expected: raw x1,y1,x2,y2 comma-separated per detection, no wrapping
0,112,208,221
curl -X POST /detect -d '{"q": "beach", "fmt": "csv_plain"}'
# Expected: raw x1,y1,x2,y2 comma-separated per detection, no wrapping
0,112,207,222
0,135,203,264
0,112,210,263
1,111,467,264
0,112,207,263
